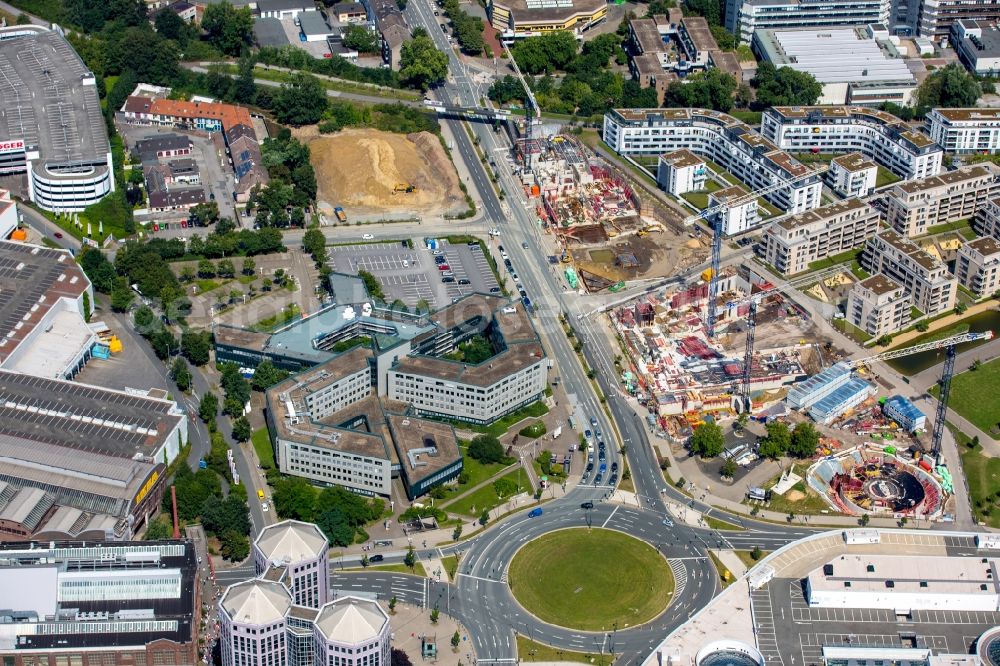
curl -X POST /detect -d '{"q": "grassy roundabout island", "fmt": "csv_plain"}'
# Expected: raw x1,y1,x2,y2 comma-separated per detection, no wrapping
507,528,673,631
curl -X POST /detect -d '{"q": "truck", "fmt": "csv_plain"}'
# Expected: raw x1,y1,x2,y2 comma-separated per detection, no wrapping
334,206,347,223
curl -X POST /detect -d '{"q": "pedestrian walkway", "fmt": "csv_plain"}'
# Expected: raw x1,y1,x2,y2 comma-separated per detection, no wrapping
712,549,748,578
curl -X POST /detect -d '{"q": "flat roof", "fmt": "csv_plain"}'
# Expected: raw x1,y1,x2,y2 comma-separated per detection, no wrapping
956,22,1000,58
894,164,997,196
710,184,749,203
755,27,915,84
931,108,1000,122
874,229,940,271
0,29,110,173
857,273,903,296
491,0,604,22
808,553,1000,597
299,10,333,35
631,18,667,54
0,241,90,365
680,16,717,51
661,149,704,168
5,307,95,379
386,414,461,485
964,235,1000,257
832,151,877,173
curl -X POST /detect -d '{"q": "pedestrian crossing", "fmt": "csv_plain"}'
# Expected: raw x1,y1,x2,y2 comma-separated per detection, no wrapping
669,559,688,600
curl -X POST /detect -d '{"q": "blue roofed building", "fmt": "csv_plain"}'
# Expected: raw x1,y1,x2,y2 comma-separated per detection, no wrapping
883,395,926,433
787,362,853,410
809,377,876,424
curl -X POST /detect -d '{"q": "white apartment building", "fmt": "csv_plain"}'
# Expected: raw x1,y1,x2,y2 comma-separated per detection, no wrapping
861,229,958,316
709,185,760,236
657,149,707,196
724,0,890,43
604,108,823,215
974,196,1000,240
927,108,1000,154
828,153,879,198
955,235,1000,298
885,164,1000,237
761,106,943,180
761,198,881,276
846,273,912,337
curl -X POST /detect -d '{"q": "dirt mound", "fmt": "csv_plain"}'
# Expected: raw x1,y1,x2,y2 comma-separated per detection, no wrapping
307,128,464,216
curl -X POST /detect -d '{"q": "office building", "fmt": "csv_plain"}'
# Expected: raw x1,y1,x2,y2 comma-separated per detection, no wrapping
846,273,912,337
487,0,606,42
313,597,391,666
708,185,760,236
828,153,879,198
882,395,926,432
861,229,958,316
955,235,1000,298
761,198,881,276
974,196,1000,240
219,579,291,666
253,520,330,609
761,106,942,180
0,540,199,666
952,20,1000,75
885,164,1000,238
0,26,114,212
752,27,916,106
603,108,822,214
913,0,1000,37
926,107,1000,154
657,149,707,196
725,0,890,43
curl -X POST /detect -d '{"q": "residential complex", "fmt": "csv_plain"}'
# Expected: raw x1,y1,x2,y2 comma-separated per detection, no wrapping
760,106,943,180
604,108,822,216
656,149,707,196
487,0,606,42
760,198,881,276
861,229,958,317
0,26,114,212
955,235,1000,298
752,27,916,106
708,185,760,236
974,196,1000,240
220,519,391,666
724,0,890,43
827,153,879,198
0,540,199,666
884,164,1000,237
926,107,1000,154
846,273,912,337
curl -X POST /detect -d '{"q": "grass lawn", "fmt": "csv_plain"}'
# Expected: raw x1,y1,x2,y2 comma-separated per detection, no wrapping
875,166,901,189
196,278,226,294
250,428,276,469
344,562,428,577
708,551,734,588
445,468,531,517
924,218,972,237
681,191,710,209
833,317,873,345
792,152,837,165
705,515,744,531
730,110,762,125
931,359,1000,438
441,554,459,579
436,446,510,504
850,260,871,280
807,248,859,272
464,401,549,438
508,528,673,631
516,636,613,664
758,198,782,219
734,550,770,569
753,465,833,515
953,425,1000,526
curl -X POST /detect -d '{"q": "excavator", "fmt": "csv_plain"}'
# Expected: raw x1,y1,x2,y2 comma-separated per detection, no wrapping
393,183,416,194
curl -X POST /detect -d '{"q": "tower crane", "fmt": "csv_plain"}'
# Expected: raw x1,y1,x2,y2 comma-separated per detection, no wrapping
502,43,541,170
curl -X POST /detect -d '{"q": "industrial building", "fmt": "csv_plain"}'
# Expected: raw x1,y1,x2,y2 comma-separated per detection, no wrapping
760,106,943,181
927,107,1000,155
0,540,199,666
952,19,1000,75
0,26,114,213
805,554,1000,610
252,520,330,609
752,27,917,106
760,198,881,276
724,0,890,43
787,362,853,410
861,230,958,317
603,108,822,215
657,149,707,196
0,241,97,379
882,395,926,432
846,273,912,337
884,164,1000,238
808,377,876,424
487,0,606,42
0,369,187,542
955,235,1000,298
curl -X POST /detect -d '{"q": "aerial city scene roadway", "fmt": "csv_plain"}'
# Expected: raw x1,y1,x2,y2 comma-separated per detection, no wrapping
6,2,1000,666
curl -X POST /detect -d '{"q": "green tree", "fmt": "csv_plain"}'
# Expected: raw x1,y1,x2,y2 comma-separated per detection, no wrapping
388,596,397,613
181,330,212,366
721,457,737,478
916,63,982,108
199,392,219,426
197,258,216,278
154,9,185,41
242,257,256,276
689,422,724,458
80,247,117,293
343,24,380,52
875,334,893,347
511,31,578,74
357,270,385,300
201,3,255,56
218,258,236,278
303,227,327,264
170,356,192,392
220,529,250,561
361,553,370,567
430,607,440,624
479,509,489,526
317,507,355,546
232,416,252,442
144,516,171,540
788,422,820,458
664,68,737,112
468,434,505,463
150,327,177,360
451,631,461,649
404,546,417,570
751,62,823,108
272,476,318,521
685,0,722,24
758,421,791,459
400,35,449,90
915,320,929,332
751,545,763,560
955,302,969,315
251,360,290,391
234,54,258,105
273,73,329,125
111,277,134,312
493,476,519,498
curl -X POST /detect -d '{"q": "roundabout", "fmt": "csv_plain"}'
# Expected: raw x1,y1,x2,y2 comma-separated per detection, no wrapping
507,528,674,632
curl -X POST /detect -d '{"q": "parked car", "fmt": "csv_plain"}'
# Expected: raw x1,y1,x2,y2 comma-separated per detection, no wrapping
362,233,374,240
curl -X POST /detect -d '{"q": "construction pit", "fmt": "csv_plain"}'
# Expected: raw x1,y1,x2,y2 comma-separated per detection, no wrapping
302,128,466,217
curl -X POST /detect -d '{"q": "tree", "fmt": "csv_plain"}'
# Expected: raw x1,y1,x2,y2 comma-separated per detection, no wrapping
197,258,216,278
430,607,440,624
721,457,737,478
234,54,257,105
751,545,763,561
751,62,822,108
272,476,318,521
303,227,327,264
664,68,737,112
111,277,134,312
685,0,722,24
479,509,489,526
757,421,791,459
452,524,463,541
150,327,177,360
916,64,981,108
788,422,820,458
388,597,398,614
80,248,117,293
317,507,355,546
468,434,505,464
154,9,185,41
404,546,416,570
232,416,252,442
171,357,192,392
689,422,724,458
390,649,411,666
400,35,449,90
219,529,250,561
955,302,969,315
181,330,212,366
201,3,255,56
451,631,461,649
144,516,171,540
273,73,329,126
218,258,236,278
511,31,578,74
493,476,519,498
875,334,894,347
242,257,256,276
251,360,290,391
915,320,930,332
199,392,219,426
343,24,380,52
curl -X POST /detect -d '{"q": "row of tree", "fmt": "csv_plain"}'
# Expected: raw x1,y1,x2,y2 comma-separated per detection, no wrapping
272,477,386,547
689,420,820,461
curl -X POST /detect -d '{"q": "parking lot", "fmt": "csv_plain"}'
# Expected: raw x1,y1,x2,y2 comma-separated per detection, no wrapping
327,240,500,309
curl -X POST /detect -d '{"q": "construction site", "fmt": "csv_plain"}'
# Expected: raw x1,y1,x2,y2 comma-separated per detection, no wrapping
515,134,706,289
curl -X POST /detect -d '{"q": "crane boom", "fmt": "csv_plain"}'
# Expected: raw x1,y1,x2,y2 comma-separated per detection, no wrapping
502,44,540,120
843,331,994,368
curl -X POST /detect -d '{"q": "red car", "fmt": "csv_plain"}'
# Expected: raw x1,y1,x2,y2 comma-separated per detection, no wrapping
437,264,450,271
53,232,63,239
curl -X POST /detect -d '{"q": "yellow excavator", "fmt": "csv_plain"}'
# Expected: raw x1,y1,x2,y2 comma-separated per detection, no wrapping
393,183,416,194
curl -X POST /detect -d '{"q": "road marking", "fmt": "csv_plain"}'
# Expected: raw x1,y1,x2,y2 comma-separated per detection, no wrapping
601,505,619,528
457,572,502,583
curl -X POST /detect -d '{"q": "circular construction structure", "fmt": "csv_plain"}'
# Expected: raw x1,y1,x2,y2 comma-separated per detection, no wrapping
696,641,765,666
977,627,1000,666
507,528,673,631
806,444,945,519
